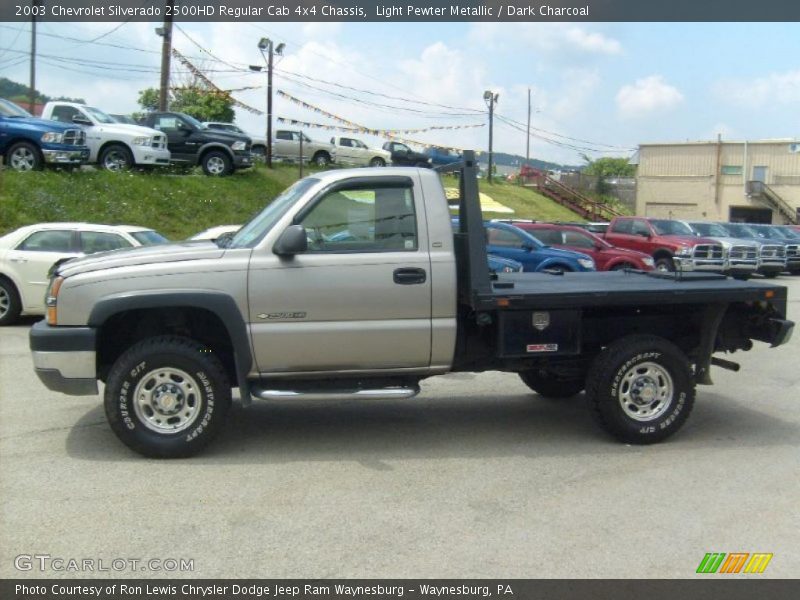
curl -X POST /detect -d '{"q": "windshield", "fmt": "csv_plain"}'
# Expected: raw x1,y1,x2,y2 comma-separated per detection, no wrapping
181,114,204,130
0,98,32,118
724,223,759,238
84,106,117,124
650,219,694,236
690,222,729,237
229,178,320,249
753,225,787,240
130,230,169,245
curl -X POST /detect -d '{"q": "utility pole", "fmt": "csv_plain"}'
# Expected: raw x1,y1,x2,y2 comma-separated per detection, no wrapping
29,0,38,114
157,1,174,111
484,90,499,184
251,38,284,169
526,87,531,167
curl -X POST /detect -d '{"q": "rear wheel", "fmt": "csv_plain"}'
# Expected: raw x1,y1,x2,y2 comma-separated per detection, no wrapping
519,369,584,399
369,157,386,167
104,336,232,458
7,141,42,171
0,278,22,326
585,334,694,444
312,152,331,167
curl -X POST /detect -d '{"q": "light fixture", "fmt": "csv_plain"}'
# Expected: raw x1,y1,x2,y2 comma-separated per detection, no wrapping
257,37,270,50
275,43,286,55
154,27,165,37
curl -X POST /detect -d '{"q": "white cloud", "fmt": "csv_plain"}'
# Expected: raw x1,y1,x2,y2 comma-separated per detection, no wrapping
714,69,800,108
470,23,622,56
615,76,684,118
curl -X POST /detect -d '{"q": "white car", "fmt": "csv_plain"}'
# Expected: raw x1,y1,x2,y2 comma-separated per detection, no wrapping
189,225,241,242
0,223,168,325
330,136,391,167
42,101,171,171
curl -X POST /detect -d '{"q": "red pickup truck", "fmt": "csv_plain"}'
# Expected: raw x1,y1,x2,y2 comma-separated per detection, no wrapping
604,217,726,272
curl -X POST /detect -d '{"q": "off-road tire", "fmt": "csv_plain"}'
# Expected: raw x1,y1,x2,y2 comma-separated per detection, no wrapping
201,150,233,176
519,369,584,399
585,334,695,444
104,336,231,458
0,278,22,326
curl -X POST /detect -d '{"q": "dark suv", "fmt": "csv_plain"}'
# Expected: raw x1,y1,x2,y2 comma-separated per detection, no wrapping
381,141,431,167
139,112,252,176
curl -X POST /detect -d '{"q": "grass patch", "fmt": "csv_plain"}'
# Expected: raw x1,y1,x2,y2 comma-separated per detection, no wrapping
0,165,587,241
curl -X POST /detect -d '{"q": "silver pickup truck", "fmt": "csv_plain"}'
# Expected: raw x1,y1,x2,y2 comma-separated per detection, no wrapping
30,153,794,457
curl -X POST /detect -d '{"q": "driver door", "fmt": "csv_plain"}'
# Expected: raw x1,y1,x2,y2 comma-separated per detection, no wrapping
247,176,432,374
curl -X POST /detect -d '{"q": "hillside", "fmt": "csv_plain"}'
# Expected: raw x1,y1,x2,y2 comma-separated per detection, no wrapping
0,165,584,240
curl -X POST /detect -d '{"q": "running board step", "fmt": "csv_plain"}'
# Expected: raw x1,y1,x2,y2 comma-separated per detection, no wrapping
251,385,420,402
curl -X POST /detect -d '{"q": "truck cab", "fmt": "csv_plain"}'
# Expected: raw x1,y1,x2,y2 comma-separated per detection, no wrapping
329,136,391,167
43,101,170,171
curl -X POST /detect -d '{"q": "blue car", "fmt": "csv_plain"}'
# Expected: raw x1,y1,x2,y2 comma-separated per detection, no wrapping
484,221,596,272
0,98,89,171
488,254,523,273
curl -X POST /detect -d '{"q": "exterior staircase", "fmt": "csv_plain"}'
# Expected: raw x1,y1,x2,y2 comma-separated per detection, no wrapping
746,181,798,224
520,171,625,222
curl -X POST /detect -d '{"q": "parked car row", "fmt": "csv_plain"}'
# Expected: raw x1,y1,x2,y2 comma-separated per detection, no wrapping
567,217,800,278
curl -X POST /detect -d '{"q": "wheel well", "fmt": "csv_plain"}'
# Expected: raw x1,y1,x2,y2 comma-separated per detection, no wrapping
4,138,42,158
96,307,236,384
543,262,572,272
652,249,673,261
312,150,330,159
98,141,132,160
199,146,233,164
0,274,21,298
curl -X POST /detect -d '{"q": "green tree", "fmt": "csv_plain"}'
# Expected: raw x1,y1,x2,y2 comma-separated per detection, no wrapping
137,86,234,122
581,155,636,195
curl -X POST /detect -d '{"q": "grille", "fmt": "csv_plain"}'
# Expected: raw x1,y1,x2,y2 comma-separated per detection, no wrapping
693,244,724,260
760,245,785,260
151,134,167,149
729,245,758,261
785,244,799,258
62,129,86,146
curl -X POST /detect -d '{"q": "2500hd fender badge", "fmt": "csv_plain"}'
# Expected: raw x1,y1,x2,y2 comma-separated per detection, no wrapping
257,312,307,320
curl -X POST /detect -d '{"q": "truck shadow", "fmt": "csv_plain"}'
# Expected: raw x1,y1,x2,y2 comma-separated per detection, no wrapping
64,391,799,463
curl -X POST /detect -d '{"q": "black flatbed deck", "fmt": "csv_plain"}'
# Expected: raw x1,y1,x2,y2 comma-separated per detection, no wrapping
483,271,787,310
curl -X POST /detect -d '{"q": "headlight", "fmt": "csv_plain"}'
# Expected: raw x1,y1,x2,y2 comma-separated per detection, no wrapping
578,258,595,270
41,132,64,143
131,136,151,146
45,276,64,326
231,141,247,151
676,246,693,256
642,257,655,266
502,266,514,273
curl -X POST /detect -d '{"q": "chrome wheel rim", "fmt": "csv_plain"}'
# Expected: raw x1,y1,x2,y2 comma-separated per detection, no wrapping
206,156,226,175
10,147,35,171
133,367,202,434
103,150,129,171
0,287,9,318
314,155,327,166
618,361,673,422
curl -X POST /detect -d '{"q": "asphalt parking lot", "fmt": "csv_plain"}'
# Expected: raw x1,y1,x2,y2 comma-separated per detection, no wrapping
1,278,798,579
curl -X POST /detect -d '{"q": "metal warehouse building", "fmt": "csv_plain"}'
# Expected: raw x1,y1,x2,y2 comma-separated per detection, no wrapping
635,139,800,225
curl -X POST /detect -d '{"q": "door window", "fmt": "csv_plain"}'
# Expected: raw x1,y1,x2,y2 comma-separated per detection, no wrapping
487,227,524,248
17,230,73,252
50,105,80,123
610,219,633,234
631,220,651,236
529,228,561,245
563,231,595,248
80,231,132,254
153,116,180,132
299,185,417,252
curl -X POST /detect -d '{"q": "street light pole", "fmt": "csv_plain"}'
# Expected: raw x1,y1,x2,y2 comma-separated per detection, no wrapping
252,38,284,169
484,90,499,184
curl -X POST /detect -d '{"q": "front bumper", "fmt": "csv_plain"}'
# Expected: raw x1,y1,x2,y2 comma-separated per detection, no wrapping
30,321,98,396
674,257,727,272
131,145,171,166
758,260,787,275
233,151,253,169
42,147,89,165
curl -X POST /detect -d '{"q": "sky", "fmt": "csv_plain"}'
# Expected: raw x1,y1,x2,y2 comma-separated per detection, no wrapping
1,20,798,165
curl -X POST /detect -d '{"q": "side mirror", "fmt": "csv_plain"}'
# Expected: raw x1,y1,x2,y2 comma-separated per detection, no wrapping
638,231,651,238
273,225,308,256
72,115,92,126
522,243,535,252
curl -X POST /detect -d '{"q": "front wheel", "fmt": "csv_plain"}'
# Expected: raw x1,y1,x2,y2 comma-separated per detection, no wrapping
99,144,134,172
519,369,584,399
201,150,233,176
104,336,232,458
0,278,22,326
654,257,675,272
7,141,43,171
585,334,695,444
610,263,635,271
